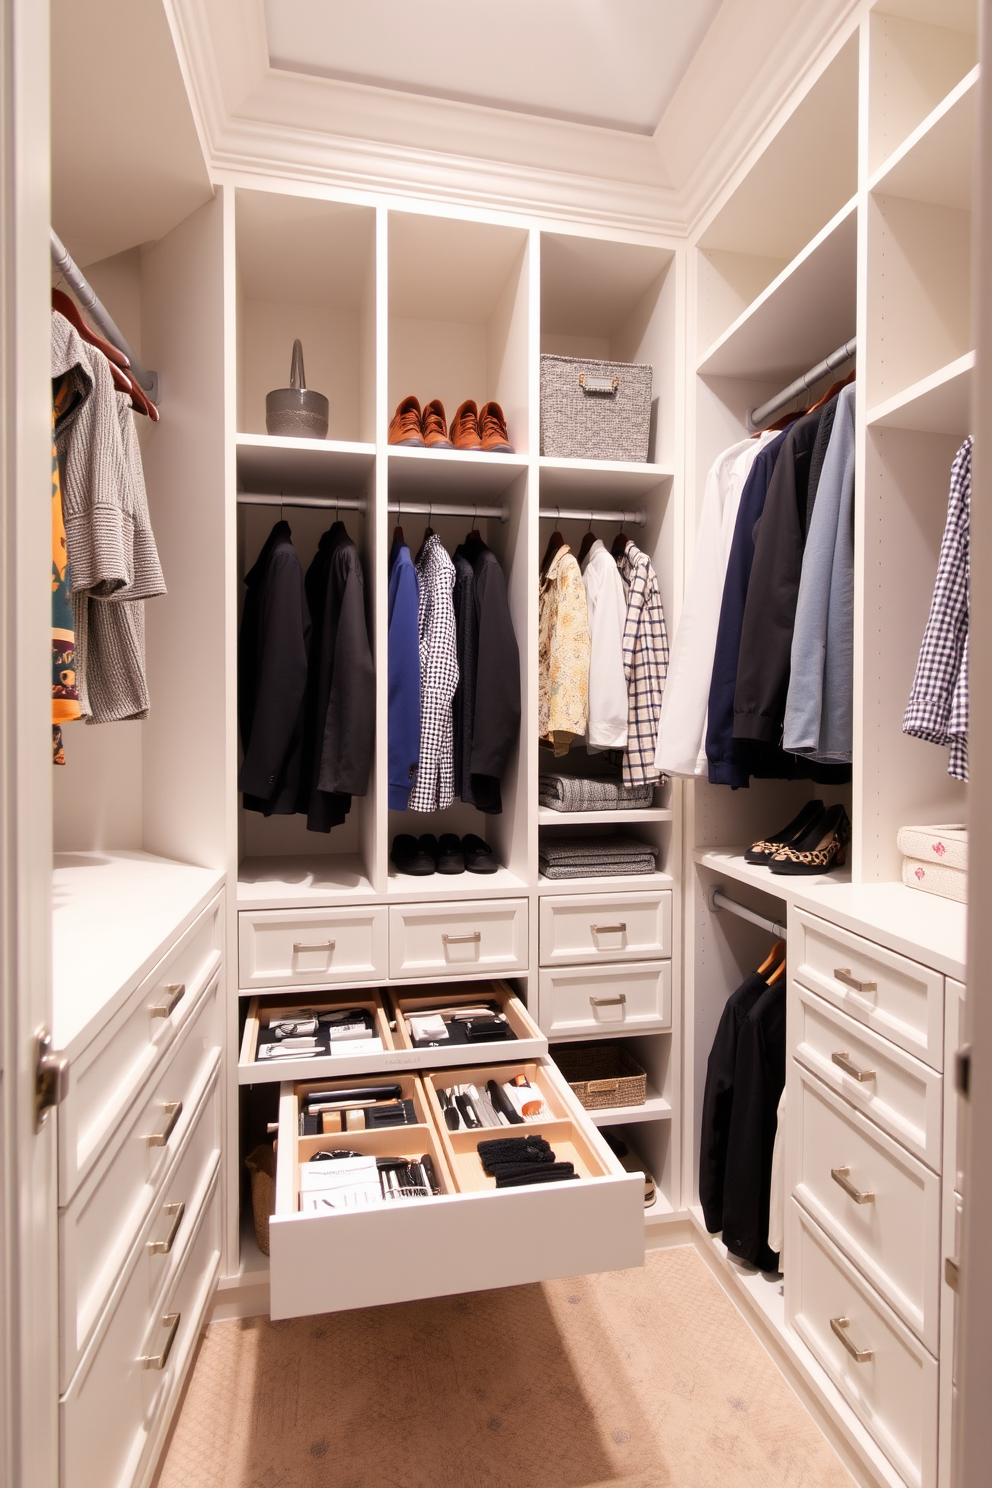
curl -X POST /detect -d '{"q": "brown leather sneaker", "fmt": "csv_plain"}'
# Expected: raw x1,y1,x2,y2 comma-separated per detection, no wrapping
479,400,514,453
422,398,453,449
388,394,425,446
449,399,483,451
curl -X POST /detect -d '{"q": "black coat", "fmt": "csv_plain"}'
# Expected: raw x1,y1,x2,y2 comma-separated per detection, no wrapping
721,981,786,1271
452,537,521,814
239,521,310,815
297,523,375,833
698,972,770,1234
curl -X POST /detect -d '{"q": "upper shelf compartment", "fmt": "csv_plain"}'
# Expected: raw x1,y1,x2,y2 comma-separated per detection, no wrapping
696,34,858,358
868,1,978,179
235,189,376,444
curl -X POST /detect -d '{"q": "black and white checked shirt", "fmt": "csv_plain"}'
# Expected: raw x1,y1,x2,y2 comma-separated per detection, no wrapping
617,541,669,788
408,534,459,811
903,436,971,782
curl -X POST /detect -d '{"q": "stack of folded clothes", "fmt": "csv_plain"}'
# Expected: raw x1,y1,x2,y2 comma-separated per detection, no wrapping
897,822,967,904
477,1135,577,1187
538,834,659,879
539,772,654,813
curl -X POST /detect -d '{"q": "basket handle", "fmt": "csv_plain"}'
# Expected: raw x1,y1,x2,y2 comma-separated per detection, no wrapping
290,338,308,390
587,1078,620,1094
578,373,618,395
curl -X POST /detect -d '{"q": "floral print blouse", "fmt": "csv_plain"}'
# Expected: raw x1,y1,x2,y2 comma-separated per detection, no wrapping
539,544,590,755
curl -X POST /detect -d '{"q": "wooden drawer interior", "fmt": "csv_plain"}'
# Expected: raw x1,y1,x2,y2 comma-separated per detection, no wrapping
388,981,546,1062
239,991,395,1083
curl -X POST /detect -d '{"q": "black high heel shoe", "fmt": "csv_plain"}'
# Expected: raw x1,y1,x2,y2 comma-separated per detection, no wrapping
744,799,825,864
769,803,851,876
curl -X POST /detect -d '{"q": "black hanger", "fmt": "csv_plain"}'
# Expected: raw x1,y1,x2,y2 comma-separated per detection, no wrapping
611,517,629,560
466,505,481,543
415,503,435,563
541,508,566,576
577,516,597,565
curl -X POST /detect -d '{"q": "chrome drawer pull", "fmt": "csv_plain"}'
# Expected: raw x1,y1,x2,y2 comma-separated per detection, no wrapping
148,1201,186,1255
591,922,626,935
590,993,627,1009
293,940,335,953
830,1316,873,1363
831,1051,876,1082
834,967,877,995
831,1166,875,1204
151,983,185,1018
442,931,481,944
145,1101,182,1148
945,1256,960,1292
141,1312,180,1370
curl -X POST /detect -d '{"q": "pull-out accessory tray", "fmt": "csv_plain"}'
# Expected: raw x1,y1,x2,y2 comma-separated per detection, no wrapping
239,991,396,1084
387,981,546,1069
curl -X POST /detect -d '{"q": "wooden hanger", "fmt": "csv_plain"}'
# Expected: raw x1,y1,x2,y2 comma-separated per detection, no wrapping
577,518,597,565
541,510,566,576
766,959,786,986
611,521,629,560
465,505,481,543
756,939,786,978
52,288,159,421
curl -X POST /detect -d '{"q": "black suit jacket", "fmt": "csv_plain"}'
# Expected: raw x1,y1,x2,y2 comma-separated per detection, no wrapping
698,972,770,1233
456,537,521,814
722,981,786,1271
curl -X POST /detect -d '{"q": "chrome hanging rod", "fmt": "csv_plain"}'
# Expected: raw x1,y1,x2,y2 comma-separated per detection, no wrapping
50,229,160,404
745,336,856,433
708,884,787,940
539,506,646,526
237,493,510,521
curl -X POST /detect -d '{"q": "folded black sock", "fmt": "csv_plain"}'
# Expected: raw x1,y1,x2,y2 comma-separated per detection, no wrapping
484,1158,560,1180
495,1165,578,1188
477,1136,552,1171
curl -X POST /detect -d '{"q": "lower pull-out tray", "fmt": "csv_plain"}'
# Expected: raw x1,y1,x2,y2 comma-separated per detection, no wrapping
268,1060,643,1319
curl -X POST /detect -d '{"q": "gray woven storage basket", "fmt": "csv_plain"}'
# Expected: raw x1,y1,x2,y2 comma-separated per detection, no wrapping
553,1042,647,1110
541,354,653,461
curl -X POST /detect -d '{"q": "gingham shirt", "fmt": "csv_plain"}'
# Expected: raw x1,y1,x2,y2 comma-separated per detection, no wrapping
408,534,459,811
618,541,669,787
903,436,971,782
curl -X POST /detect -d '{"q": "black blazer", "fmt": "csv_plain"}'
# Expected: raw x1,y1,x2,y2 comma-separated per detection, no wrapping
721,981,786,1271
239,521,310,815
455,537,521,814
698,972,770,1234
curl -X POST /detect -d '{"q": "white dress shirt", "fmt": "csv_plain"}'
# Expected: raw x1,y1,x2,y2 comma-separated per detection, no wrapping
581,538,628,750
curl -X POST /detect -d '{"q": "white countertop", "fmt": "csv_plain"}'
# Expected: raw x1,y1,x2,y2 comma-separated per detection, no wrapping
792,880,967,982
53,850,224,1054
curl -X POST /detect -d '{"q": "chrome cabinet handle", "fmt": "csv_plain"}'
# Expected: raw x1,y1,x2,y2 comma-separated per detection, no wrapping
148,1201,186,1255
590,993,627,1009
831,1166,875,1204
830,1316,873,1363
151,983,185,1018
834,967,877,994
591,922,626,935
141,1312,180,1370
145,1101,182,1148
945,1256,960,1292
831,1051,876,1083
442,931,481,944
293,940,335,953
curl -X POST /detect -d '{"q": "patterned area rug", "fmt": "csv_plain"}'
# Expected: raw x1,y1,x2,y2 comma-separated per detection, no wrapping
154,1245,854,1488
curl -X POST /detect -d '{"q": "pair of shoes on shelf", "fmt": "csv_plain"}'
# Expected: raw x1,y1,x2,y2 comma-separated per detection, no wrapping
391,832,498,875
746,800,851,876
388,396,514,453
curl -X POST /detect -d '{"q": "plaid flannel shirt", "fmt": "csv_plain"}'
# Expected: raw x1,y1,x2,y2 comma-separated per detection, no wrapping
618,541,669,787
408,534,459,811
903,436,971,782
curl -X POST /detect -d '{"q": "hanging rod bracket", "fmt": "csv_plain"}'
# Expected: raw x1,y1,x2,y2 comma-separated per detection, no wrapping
50,229,160,404
745,337,856,433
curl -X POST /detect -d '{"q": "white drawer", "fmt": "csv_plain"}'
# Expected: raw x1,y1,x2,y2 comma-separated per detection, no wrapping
788,1204,938,1488
60,1058,222,1393
539,962,671,1038
792,1064,940,1352
794,910,944,1069
790,983,943,1170
61,1165,221,1488
388,899,528,979
239,990,395,1084
267,1063,642,1320
59,893,222,1204
239,905,387,990
388,982,547,1069
539,891,672,967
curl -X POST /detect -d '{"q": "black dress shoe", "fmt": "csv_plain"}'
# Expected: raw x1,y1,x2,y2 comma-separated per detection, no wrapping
744,799,825,864
769,803,851,875
436,833,465,873
391,834,435,875
462,834,497,873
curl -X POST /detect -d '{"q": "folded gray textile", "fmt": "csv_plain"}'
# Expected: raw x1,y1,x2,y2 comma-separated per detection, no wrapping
539,773,654,812
538,834,658,866
539,858,658,879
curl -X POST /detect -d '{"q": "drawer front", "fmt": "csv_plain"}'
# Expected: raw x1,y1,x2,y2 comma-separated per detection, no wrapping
61,1167,221,1488
60,892,222,1204
794,910,943,1069
789,1204,938,1488
60,1063,222,1392
791,982,943,1170
388,899,528,980
946,977,966,1196
539,962,671,1038
239,905,388,990
539,892,672,967
793,1065,940,1352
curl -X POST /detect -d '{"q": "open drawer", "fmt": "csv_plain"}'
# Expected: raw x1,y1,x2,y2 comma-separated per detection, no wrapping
239,991,397,1084
387,981,547,1069
269,1063,643,1319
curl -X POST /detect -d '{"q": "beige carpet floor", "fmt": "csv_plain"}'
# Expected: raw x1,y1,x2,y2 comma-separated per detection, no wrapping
154,1246,855,1488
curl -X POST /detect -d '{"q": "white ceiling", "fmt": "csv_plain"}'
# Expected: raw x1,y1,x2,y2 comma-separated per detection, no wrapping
263,0,724,135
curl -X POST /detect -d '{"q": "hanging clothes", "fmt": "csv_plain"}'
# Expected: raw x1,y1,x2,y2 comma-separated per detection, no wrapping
452,535,520,814
408,533,458,812
538,543,590,755
51,385,81,764
655,433,776,778
581,537,628,751
451,547,478,805
238,521,310,815
803,387,840,537
767,1085,787,1265
783,384,856,762
616,540,668,788
903,436,971,783
721,980,786,1272
387,537,421,810
297,523,375,832
698,970,774,1234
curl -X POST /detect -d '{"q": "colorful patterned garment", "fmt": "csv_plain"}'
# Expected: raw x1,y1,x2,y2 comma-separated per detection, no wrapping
617,540,669,788
51,379,81,763
538,543,590,755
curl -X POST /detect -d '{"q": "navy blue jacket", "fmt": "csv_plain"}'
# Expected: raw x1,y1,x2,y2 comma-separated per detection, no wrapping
388,539,421,810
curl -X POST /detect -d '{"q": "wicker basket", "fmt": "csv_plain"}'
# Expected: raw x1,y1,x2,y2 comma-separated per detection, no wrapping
245,1144,276,1256
553,1043,647,1110
540,354,653,461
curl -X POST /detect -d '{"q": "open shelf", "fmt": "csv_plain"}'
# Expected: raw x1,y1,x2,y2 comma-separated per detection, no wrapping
237,855,374,910
867,352,974,435
236,433,375,496
538,457,674,498
537,807,672,827
869,66,977,210
387,445,527,498
697,197,857,380
386,865,529,899
693,846,850,901
587,1088,672,1128
868,6,977,178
